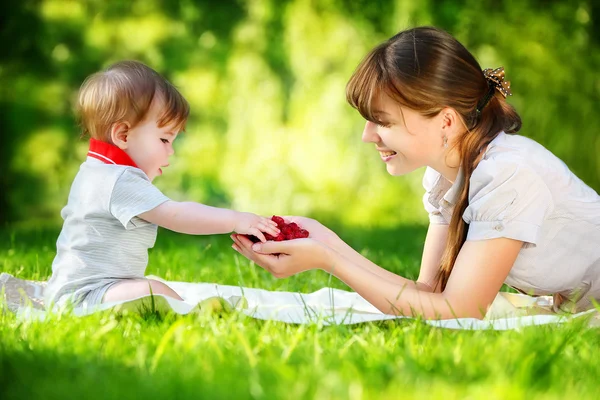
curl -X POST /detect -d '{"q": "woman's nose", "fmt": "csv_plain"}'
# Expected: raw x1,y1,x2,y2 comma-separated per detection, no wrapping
362,121,380,143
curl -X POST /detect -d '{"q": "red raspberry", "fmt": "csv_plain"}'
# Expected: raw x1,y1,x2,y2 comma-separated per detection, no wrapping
272,216,286,227
298,229,309,238
243,215,310,244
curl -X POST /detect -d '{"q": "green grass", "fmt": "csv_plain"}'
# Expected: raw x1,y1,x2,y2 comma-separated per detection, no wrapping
1,224,599,399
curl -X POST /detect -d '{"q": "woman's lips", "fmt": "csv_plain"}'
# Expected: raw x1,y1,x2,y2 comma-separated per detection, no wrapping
379,150,397,162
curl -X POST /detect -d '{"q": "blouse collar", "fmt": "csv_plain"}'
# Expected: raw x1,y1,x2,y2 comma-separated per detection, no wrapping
427,131,505,218
428,168,464,214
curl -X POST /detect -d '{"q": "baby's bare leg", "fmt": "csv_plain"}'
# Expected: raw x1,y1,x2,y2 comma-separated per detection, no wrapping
102,279,183,303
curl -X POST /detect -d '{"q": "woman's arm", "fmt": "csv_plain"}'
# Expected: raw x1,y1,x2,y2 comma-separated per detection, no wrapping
416,224,449,292
139,201,279,240
328,224,449,292
328,237,522,319
279,217,445,292
235,234,522,319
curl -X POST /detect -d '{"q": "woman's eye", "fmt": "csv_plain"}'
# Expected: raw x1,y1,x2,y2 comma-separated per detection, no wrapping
161,138,170,144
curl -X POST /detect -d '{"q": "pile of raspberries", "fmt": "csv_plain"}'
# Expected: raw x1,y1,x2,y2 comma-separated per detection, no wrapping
246,215,309,243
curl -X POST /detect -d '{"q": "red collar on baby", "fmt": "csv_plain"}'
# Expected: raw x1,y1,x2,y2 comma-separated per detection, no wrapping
87,138,138,167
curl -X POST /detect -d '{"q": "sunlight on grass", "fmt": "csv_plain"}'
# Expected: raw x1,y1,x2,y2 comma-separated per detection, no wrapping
1,225,599,399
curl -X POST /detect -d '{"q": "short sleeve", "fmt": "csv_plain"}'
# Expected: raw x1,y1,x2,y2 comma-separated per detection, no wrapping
109,168,170,229
463,160,554,245
422,167,449,225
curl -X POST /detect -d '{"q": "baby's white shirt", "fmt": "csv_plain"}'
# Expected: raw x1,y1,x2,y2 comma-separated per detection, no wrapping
45,158,170,306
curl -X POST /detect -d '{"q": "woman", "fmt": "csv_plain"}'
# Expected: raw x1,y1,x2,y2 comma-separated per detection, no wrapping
231,26,600,320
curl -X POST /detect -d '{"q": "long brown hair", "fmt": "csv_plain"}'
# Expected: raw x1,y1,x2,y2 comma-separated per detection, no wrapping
346,27,521,290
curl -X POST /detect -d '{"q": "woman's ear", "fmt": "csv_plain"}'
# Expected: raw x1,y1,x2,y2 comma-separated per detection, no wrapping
110,122,130,149
440,107,463,141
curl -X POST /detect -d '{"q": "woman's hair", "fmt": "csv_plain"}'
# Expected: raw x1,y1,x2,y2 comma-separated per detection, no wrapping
346,26,521,291
77,60,190,142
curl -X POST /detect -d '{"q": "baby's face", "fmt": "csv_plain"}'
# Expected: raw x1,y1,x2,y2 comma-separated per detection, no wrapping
125,101,180,181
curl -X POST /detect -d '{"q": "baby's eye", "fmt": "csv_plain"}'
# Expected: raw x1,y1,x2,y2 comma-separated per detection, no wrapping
161,138,170,144
376,121,391,128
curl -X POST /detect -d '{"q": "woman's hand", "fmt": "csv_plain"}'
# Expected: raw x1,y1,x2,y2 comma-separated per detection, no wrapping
230,234,336,278
279,216,341,247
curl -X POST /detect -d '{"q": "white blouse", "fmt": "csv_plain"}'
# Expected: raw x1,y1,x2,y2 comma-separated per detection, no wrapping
423,131,600,311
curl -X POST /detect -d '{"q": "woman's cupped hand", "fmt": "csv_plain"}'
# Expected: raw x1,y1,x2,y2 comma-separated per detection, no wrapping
230,216,339,278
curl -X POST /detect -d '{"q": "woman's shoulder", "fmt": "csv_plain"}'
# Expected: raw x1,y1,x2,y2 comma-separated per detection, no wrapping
481,132,552,166
472,134,536,180
466,133,558,207
475,132,598,201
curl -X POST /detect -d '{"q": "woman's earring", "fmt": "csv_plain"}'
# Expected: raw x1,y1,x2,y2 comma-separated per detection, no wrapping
443,136,448,148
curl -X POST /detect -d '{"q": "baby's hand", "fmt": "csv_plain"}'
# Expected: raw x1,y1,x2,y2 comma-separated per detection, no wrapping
233,212,280,243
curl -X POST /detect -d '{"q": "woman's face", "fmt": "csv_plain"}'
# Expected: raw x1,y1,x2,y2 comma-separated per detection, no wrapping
361,94,445,176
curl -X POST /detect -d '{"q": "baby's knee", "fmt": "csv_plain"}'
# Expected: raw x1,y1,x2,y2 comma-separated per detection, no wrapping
147,279,183,300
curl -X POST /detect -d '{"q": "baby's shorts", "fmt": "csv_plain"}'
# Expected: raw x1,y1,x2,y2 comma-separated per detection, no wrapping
53,280,122,311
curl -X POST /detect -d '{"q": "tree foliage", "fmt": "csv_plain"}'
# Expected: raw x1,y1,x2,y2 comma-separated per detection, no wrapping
1,0,598,225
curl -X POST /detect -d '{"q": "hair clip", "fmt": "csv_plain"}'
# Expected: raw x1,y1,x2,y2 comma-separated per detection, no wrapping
483,67,512,98
476,67,512,116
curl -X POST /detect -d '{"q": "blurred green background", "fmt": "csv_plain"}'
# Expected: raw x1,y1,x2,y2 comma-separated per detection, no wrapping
1,0,598,228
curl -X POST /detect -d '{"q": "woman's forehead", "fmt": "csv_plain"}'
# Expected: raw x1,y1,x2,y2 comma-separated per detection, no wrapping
372,93,404,118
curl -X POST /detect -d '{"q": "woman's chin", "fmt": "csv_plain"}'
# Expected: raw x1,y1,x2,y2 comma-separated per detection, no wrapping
385,164,403,176
385,162,415,176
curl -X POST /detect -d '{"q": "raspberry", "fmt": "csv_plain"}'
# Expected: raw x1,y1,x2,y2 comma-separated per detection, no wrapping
244,216,310,243
272,216,285,226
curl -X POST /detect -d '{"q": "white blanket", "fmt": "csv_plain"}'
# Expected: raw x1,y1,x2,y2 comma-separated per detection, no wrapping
2,273,597,330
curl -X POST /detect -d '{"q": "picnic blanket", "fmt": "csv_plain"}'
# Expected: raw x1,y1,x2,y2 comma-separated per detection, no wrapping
1,273,598,330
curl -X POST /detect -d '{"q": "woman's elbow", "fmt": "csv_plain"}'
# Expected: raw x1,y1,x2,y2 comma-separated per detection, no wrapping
439,295,489,320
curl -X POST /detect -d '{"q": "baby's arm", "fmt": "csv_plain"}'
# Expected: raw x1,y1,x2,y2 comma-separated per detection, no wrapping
139,201,279,241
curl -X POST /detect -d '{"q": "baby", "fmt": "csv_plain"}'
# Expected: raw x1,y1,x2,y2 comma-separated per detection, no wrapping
45,60,279,310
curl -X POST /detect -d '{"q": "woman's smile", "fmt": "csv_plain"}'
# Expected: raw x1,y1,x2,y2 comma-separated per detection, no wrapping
377,149,398,162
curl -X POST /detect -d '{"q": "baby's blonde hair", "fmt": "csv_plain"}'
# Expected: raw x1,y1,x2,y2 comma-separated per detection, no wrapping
77,60,189,142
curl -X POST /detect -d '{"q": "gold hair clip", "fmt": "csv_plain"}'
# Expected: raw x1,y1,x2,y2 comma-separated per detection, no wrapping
483,67,512,98
475,67,512,116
